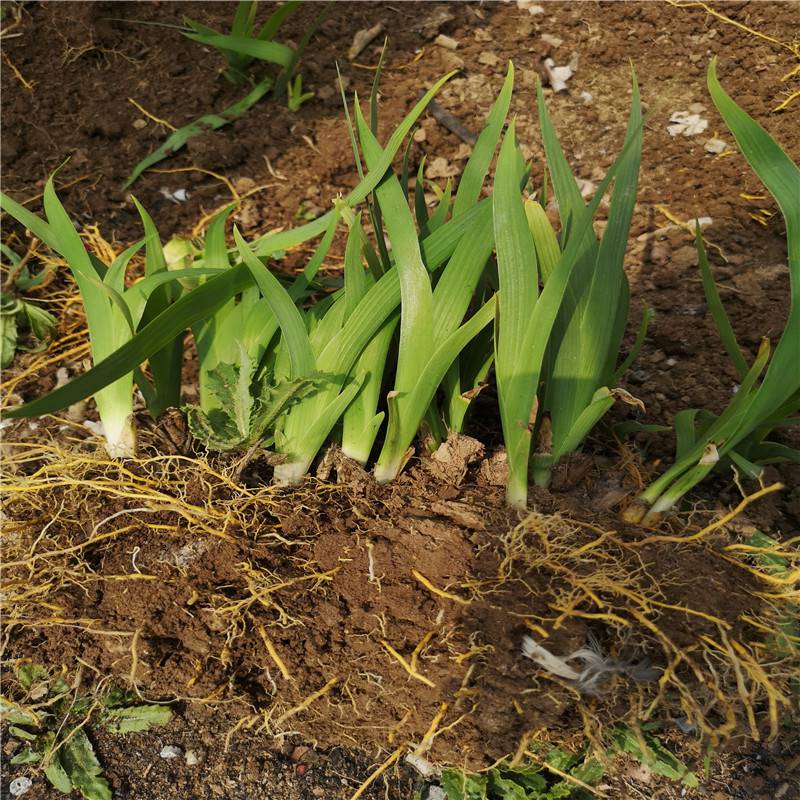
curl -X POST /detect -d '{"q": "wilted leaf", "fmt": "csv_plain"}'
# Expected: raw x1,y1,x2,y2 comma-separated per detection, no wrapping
103,704,172,734
0,697,39,727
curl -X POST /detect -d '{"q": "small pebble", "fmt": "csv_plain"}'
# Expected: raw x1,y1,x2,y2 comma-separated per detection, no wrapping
160,745,182,760
516,0,545,14
132,118,147,130
434,34,458,50
704,137,727,154
541,33,563,47
185,749,201,766
9,778,33,797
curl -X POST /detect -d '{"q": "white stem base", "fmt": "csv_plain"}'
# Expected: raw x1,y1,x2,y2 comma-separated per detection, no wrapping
273,459,310,486
102,416,137,459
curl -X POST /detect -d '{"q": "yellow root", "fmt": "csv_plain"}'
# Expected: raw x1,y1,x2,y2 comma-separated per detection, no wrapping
346,746,403,800
412,569,471,605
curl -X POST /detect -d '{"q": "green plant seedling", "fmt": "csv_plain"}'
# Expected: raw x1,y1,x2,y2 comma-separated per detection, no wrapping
0,182,221,455
2,665,172,800
0,248,58,368
287,74,315,112
626,59,800,524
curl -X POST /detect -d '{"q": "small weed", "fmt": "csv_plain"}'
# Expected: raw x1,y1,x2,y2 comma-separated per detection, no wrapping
434,747,604,799
1,243,57,368
2,664,172,800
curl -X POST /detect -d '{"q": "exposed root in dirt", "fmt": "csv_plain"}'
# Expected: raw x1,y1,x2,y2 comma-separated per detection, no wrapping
666,0,800,61
2,439,797,773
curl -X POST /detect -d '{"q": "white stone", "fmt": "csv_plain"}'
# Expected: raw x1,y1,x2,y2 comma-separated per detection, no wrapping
9,778,33,797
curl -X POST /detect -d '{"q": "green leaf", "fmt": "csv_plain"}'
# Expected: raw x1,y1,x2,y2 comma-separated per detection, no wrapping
540,69,642,478
132,197,183,414
453,62,514,217
183,31,293,67
612,725,698,787
525,200,560,284
235,227,316,378
251,70,457,258
707,59,800,428
21,300,58,345
103,704,172,734
257,1,300,43
612,306,654,384
440,769,488,800
125,79,273,187
14,664,49,691
503,764,547,793
1,296,20,367
493,118,539,507
45,753,74,794
11,746,43,765
355,99,433,406
2,264,252,419
695,224,748,379
60,729,112,800
571,758,605,786
489,771,529,800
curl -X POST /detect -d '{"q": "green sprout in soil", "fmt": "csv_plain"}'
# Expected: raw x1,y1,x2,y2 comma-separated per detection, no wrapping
2,61,794,515
428,725,697,799
287,74,315,112
182,1,301,86
626,59,800,525
1,664,172,800
437,748,605,800
1,243,57,368
124,1,329,186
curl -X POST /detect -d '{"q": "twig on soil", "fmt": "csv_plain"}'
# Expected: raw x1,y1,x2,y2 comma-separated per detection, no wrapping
417,92,478,146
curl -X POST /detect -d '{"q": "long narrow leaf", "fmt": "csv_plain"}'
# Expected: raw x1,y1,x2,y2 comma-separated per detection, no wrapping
125,79,272,187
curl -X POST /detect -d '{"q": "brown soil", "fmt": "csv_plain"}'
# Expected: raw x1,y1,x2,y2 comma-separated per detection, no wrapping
2,2,800,799
2,433,798,799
